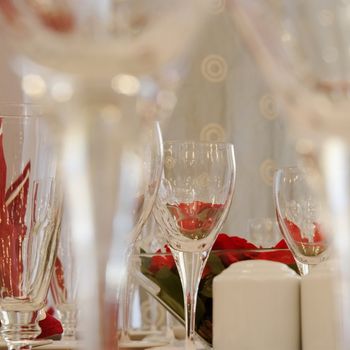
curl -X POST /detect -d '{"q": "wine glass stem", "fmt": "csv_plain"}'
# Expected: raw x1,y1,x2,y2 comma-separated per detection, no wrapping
171,249,208,350
121,249,134,341
296,261,310,276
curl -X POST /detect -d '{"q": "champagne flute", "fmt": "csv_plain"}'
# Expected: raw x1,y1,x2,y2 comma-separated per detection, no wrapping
153,141,236,349
274,167,329,276
0,104,61,350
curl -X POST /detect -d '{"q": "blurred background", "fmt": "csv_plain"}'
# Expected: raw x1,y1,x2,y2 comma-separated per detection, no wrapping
0,4,297,239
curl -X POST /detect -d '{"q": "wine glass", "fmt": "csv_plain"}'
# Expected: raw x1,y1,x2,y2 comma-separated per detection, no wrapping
274,167,329,276
0,104,62,350
0,3,207,349
115,121,164,346
153,141,236,350
50,207,78,341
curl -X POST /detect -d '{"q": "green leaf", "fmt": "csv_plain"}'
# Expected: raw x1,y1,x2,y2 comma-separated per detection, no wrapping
206,252,225,275
199,275,214,298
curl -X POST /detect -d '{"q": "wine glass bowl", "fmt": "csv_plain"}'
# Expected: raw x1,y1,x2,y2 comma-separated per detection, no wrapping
0,0,205,77
156,142,236,253
128,121,163,243
153,141,236,349
274,167,328,275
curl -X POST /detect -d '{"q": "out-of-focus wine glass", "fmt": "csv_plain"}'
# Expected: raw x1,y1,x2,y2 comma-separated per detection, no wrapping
228,1,350,347
50,207,78,341
0,104,61,350
117,121,163,346
274,167,329,276
0,0,204,78
153,141,236,350
0,2,207,349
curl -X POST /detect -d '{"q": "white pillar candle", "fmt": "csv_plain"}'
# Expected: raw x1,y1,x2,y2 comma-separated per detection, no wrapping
301,260,342,350
213,260,300,350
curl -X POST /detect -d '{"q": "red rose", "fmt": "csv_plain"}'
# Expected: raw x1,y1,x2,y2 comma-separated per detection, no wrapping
38,313,63,339
178,218,202,231
212,233,232,250
284,218,308,243
178,202,200,217
274,239,288,249
149,251,175,273
212,233,258,250
229,236,258,249
220,251,240,267
256,250,296,265
202,217,214,232
313,223,325,243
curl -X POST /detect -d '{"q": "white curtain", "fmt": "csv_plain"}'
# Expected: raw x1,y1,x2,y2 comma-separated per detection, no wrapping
0,5,298,240
162,5,297,239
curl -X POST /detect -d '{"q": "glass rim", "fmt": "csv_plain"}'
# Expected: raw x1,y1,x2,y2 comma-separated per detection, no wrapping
274,166,305,174
164,140,234,148
136,248,291,257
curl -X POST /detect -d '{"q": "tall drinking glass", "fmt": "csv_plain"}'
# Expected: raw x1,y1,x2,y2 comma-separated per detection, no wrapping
153,141,236,349
0,104,61,350
119,121,163,345
50,207,77,341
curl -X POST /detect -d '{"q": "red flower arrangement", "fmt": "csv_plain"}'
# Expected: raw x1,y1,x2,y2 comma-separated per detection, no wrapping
140,233,296,345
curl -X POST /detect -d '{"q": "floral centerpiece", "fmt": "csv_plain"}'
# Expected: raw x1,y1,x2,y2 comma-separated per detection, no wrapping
140,233,297,345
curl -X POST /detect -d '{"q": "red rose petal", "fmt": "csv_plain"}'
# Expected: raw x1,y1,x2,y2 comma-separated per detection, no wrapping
5,161,30,226
257,250,296,265
38,313,63,339
229,236,258,250
313,223,325,243
178,218,202,231
149,255,175,273
212,233,232,250
274,239,288,249
284,218,308,243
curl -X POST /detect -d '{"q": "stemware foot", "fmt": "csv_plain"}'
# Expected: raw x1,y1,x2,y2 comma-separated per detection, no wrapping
55,308,77,341
0,310,43,350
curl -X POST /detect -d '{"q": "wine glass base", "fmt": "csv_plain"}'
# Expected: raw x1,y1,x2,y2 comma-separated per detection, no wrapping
118,339,170,349
4,339,52,350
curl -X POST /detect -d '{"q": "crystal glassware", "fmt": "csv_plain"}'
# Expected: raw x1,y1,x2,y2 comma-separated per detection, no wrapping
0,3,206,349
117,121,164,345
0,104,62,350
153,141,236,349
274,167,329,276
49,207,77,341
